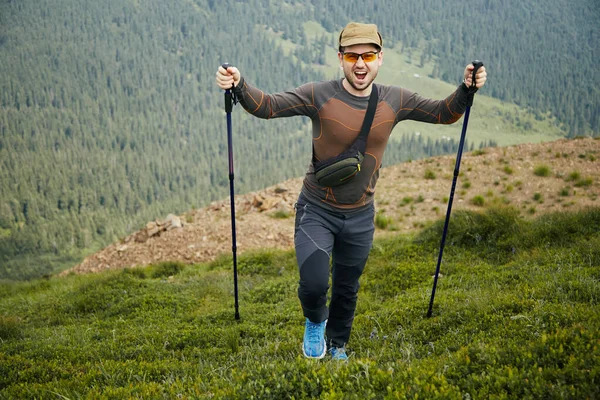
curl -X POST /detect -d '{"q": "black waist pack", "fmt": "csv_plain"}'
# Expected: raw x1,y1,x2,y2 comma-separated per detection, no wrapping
313,84,378,187
313,148,364,186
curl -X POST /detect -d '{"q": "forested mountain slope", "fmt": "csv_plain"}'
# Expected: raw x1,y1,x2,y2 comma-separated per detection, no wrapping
0,0,597,279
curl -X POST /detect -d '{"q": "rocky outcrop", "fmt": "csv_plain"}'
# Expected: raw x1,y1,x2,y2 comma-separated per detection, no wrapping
61,180,302,276
134,214,183,243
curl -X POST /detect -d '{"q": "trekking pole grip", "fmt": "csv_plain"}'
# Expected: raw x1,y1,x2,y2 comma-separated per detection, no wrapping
470,60,484,89
222,63,234,113
467,60,484,107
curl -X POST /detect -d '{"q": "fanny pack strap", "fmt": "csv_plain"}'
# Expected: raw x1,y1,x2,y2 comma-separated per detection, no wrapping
354,83,379,154
312,84,379,163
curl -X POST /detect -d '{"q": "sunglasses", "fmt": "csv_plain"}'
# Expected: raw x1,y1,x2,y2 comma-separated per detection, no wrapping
341,51,379,63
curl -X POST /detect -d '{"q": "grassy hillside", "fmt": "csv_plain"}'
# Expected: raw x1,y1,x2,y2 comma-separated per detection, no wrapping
1,207,598,398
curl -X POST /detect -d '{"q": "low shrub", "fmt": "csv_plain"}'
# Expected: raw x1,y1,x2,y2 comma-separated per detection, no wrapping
524,207,600,247
471,195,485,206
375,213,392,230
0,316,22,340
565,171,581,181
424,169,436,180
415,206,522,262
149,261,186,279
574,177,593,187
533,165,551,177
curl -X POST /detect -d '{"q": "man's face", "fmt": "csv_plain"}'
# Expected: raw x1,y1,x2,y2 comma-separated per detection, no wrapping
338,43,383,95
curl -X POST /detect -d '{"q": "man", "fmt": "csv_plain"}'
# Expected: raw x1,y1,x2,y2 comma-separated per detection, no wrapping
216,22,487,360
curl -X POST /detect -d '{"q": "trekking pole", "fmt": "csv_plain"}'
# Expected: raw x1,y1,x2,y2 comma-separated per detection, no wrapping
222,63,240,320
427,61,484,318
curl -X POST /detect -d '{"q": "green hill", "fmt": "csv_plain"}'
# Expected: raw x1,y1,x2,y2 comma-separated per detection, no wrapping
1,207,598,398
0,0,597,280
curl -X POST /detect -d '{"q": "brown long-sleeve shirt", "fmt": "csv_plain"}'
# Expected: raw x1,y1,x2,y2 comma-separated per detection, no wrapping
233,77,471,211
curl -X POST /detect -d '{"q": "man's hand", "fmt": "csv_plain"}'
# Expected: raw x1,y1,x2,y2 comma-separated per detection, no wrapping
463,63,487,89
216,65,241,90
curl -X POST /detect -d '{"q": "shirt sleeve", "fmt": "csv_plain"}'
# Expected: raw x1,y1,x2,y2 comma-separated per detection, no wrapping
232,77,318,119
397,84,471,125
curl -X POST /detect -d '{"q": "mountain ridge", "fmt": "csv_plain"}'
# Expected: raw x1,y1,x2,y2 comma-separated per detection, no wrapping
62,137,600,276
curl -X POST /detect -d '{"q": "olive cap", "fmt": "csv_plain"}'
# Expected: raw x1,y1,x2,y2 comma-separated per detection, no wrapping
339,22,382,48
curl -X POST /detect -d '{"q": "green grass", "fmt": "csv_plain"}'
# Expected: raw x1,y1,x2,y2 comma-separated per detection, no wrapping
270,209,292,219
574,177,594,188
1,207,599,398
375,212,393,230
534,165,552,177
424,169,437,180
471,195,485,206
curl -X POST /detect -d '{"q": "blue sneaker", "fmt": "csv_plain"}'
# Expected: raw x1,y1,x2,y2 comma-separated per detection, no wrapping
302,318,327,359
329,346,348,361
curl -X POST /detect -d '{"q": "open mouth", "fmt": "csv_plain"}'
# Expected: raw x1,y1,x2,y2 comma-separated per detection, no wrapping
354,71,368,82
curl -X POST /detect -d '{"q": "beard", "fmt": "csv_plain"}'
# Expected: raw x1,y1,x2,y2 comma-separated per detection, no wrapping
343,67,378,94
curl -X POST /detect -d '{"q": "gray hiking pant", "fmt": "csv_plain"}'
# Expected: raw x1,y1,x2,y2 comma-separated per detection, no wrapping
294,193,375,348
